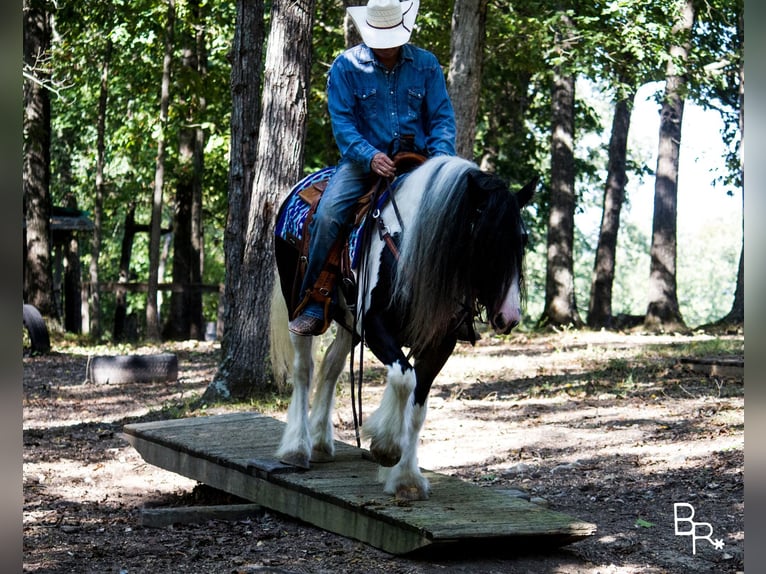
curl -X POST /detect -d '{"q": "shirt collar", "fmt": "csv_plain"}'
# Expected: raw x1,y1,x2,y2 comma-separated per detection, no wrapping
357,43,414,65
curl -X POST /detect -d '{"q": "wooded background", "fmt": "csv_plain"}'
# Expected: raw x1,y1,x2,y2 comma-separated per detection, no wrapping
23,0,743,398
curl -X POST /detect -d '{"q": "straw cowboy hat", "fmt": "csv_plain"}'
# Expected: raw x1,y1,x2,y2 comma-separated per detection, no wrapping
347,0,420,49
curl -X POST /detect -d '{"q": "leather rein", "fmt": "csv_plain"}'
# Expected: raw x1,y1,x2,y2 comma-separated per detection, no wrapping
348,152,422,447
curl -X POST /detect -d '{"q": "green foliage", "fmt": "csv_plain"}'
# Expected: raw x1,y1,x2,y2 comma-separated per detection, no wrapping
41,0,742,340
49,0,235,336
304,0,346,173
677,209,741,327
687,0,743,188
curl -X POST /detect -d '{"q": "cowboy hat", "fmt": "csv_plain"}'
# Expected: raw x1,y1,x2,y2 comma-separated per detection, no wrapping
347,0,420,49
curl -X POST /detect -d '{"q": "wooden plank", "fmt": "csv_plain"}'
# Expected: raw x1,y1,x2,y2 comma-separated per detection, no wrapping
140,503,264,528
679,357,744,378
123,416,431,554
123,413,596,555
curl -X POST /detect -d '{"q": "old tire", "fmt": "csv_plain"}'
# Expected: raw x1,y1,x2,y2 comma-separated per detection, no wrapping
87,353,178,384
23,304,51,354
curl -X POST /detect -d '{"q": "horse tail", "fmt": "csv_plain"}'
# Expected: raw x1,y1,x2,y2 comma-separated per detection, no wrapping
392,155,478,354
269,270,294,390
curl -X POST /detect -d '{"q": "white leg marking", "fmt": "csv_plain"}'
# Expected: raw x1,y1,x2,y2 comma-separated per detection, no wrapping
362,363,415,467
309,327,352,461
276,334,314,468
382,401,430,500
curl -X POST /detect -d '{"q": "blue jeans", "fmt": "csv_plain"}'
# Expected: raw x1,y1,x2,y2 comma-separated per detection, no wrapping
298,160,375,319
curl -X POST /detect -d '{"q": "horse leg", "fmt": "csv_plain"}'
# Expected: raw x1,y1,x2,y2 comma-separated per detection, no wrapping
363,359,416,468
276,333,315,469
380,334,457,501
360,315,414,469
308,326,353,462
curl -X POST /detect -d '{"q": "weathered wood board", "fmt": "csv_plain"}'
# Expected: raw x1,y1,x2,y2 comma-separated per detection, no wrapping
679,357,744,378
123,412,596,555
140,503,264,528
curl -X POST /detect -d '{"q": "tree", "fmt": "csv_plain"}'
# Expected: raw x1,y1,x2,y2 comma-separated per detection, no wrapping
146,0,176,341
539,9,582,328
206,0,316,400
204,0,264,399
723,23,744,327
23,0,55,317
88,9,113,340
165,0,207,341
587,91,635,329
693,0,743,328
454,1,544,182
447,0,487,160
644,0,695,332
31,0,741,341
343,0,363,47
581,1,671,330
714,16,743,328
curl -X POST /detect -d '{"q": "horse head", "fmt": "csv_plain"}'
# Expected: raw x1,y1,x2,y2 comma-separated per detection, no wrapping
466,171,536,334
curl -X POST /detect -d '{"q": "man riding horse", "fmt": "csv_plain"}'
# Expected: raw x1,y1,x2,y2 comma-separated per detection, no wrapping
288,0,457,337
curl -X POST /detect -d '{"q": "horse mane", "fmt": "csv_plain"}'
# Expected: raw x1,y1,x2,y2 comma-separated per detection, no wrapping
391,156,525,354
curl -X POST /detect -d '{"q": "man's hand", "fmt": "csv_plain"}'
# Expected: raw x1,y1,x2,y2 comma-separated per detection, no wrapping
370,152,396,178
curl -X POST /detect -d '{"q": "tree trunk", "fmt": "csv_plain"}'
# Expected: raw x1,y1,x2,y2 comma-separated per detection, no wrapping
721,246,743,325
190,0,207,340
343,0,364,47
587,92,635,329
166,3,206,341
447,0,488,160
114,203,136,342
645,0,695,332
63,232,82,333
166,131,194,340
204,0,264,399
540,68,582,328
62,197,82,333
146,0,176,341
207,0,315,401
89,34,112,340
719,18,743,327
23,0,55,317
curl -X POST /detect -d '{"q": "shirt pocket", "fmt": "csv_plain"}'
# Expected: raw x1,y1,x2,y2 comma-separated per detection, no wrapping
354,88,377,119
407,88,425,120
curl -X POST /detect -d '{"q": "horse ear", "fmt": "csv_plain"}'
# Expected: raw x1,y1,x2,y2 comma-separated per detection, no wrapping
515,175,538,208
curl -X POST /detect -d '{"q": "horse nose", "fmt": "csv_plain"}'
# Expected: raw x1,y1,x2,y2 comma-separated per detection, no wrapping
493,313,519,333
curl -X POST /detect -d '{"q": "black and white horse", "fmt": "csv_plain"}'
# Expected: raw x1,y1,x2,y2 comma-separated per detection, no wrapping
271,156,534,500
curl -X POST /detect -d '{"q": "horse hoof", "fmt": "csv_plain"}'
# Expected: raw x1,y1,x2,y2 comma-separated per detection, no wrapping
396,485,429,501
370,443,401,467
310,447,335,463
280,452,310,469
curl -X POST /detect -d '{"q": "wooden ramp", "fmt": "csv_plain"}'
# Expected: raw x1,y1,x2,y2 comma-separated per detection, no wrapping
123,413,596,555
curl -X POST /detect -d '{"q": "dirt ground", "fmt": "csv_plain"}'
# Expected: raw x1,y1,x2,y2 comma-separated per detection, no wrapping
23,329,744,573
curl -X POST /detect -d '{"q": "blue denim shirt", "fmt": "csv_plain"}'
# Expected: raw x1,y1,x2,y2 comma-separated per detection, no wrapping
327,43,457,172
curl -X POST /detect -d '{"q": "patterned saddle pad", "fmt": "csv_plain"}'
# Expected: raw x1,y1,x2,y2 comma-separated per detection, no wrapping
275,167,402,268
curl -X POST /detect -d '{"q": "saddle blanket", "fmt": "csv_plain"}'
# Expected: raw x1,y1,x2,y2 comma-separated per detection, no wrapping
275,167,403,268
